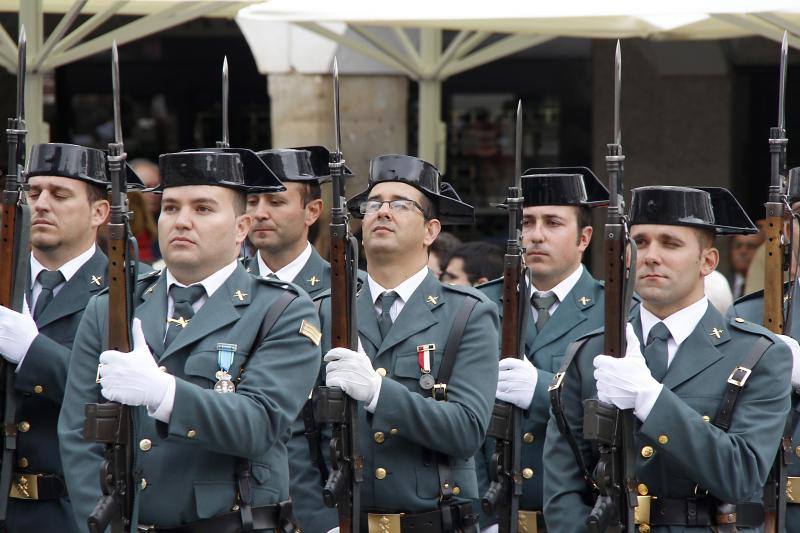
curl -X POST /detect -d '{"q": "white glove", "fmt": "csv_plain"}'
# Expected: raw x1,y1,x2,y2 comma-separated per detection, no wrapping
99,318,175,417
326,529,340,533
324,345,382,405
0,305,38,365
482,525,499,533
594,323,663,421
496,357,538,410
776,334,800,390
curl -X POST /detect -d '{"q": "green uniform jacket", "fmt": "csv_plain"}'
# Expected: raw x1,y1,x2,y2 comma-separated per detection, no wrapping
9,249,107,532
291,270,500,533
543,304,792,532
243,246,332,300
730,282,800,532
57,264,321,530
474,268,608,526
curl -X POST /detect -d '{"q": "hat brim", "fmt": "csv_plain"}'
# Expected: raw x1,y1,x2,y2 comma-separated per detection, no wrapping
346,179,474,225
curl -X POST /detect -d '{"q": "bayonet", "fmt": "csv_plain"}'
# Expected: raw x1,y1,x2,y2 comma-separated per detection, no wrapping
779,31,788,134
16,26,25,125
514,100,522,191
333,57,341,159
614,39,621,147
111,41,122,146
220,56,229,148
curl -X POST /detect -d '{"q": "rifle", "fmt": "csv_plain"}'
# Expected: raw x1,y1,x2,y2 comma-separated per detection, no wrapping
217,56,230,149
0,25,29,525
313,57,363,533
84,41,138,533
762,30,791,533
481,100,526,533
582,40,638,533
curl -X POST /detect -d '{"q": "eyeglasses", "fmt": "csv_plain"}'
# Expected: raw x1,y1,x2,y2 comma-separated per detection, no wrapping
359,199,427,216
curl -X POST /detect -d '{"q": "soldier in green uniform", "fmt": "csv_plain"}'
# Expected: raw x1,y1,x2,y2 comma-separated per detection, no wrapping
0,143,144,533
245,146,337,296
476,168,610,532
294,154,500,533
544,185,793,532
58,149,322,532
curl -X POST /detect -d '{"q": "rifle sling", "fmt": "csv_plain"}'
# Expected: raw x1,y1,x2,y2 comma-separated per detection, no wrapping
237,290,297,531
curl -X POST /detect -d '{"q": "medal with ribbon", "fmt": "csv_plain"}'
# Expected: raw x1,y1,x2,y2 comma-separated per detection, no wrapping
417,343,436,390
215,343,238,393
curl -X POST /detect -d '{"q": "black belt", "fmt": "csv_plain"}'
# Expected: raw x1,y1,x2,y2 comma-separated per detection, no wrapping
140,501,294,533
9,472,68,500
362,502,477,533
648,498,764,528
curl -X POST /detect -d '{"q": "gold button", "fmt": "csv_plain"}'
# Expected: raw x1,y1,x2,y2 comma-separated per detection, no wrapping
232,504,240,511
139,439,152,452
18,421,30,433
374,432,385,444
376,368,387,377
158,366,167,372
186,429,197,439
452,486,461,496
641,446,654,458
637,483,649,496
17,457,28,468
735,317,745,323
375,468,387,480
702,415,710,422
795,446,800,459
522,468,534,479
640,524,651,533
657,434,669,445
523,433,535,444
390,428,399,435
33,385,43,394
140,478,147,490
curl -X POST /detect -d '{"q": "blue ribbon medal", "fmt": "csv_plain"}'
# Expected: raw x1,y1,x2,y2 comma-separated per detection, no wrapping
214,343,237,394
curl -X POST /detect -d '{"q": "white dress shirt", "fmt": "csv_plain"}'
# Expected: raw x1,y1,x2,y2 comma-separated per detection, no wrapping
257,242,313,282
530,263,584,321
29,244,96,311
640,296,709,367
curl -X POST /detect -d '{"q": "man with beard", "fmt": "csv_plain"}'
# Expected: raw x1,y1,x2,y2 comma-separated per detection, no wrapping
293,154,499,533
544,186,792,533
0,143,141,532
475,168,611,532
58,149,321,531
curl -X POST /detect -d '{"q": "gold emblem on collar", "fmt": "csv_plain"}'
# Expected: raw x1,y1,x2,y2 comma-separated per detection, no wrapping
426,295,438,305
91,275,102,286
145,284,156,294
579,296,591,306
233,290,248,301
308,276,320,287
710,327,724,339
246,267,253,273
167,317,190,329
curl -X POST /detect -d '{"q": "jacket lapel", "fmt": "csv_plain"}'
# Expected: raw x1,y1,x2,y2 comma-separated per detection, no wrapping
36,249,108,328
661,305,729,390
292,247,329,297
135,272,168,357
158,265,250,362
530,269,596,353
376,272,441,358
356,283,382,354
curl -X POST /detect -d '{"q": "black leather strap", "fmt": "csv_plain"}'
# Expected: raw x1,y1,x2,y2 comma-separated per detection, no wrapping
713,336,771,431
548,337,596,495
301,398,328,485
646,498,763,528
144,501,294,533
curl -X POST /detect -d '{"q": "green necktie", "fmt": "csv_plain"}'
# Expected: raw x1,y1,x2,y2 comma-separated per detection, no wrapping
645,322,670,382
377,291,398,339
33,270,65,322
165,285,206,348
531,291,557,332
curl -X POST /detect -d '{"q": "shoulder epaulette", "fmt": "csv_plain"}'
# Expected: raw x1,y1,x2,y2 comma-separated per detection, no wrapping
313,288,332,302
475,277,503,290
728,315,777,340
137,269,161,283
255,276,302,295
733,288,766,306
441,282,489,303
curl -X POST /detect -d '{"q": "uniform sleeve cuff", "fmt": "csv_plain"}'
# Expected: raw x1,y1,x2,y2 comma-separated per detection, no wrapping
365,378,382,413
634,382,663,422
148,375,176,423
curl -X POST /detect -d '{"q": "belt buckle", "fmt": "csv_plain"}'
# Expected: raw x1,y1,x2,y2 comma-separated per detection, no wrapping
518,510,539,533
634,495,652,528
788,476,800,503
433,383,447,401
548,372,565,391
367,513,402,533
727,366,752,387
9,473,39,500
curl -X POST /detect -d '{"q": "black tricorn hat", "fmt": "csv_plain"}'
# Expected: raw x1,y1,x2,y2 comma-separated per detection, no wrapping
182,147,284,193
291,145,353,183
26,143,144,191
256,148,317,185
521,166,609,208
159,151,250,191
346,154,474,225
630,185,757,235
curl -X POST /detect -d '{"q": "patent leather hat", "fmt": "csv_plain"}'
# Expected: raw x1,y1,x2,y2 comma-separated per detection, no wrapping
521,166,609,208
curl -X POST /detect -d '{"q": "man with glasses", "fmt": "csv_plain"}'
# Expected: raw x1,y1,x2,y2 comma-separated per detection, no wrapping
293,154,500,533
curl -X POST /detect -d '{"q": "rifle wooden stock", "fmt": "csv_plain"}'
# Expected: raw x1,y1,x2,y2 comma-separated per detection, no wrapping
764,208,785,335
